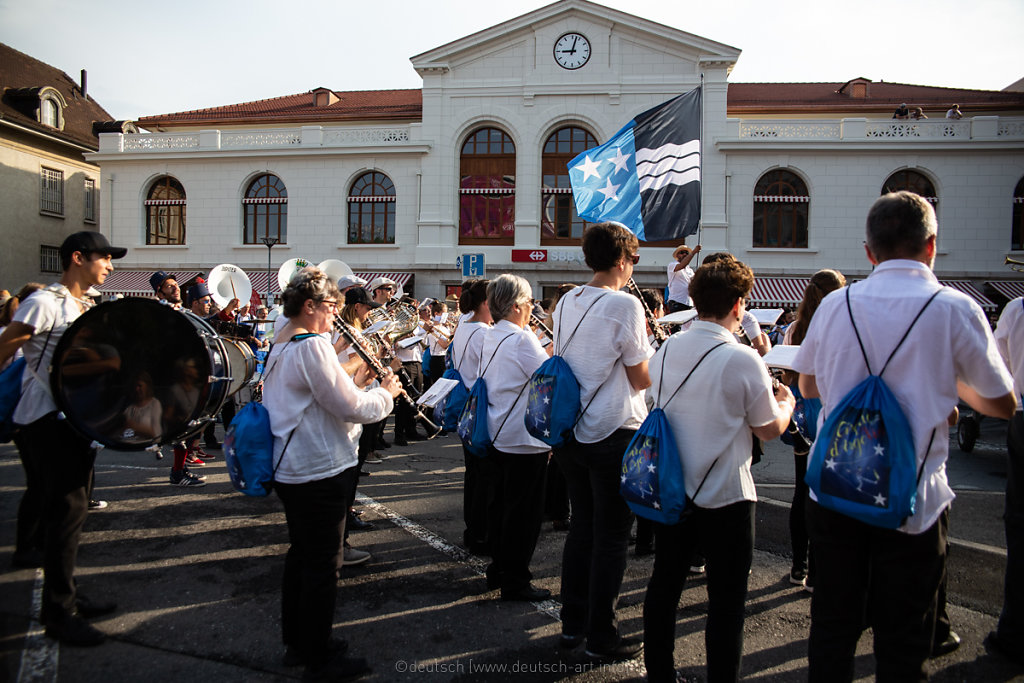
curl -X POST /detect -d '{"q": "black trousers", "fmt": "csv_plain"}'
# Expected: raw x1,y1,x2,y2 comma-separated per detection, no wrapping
806,500,947,683
17,412,96,623
462,444,492,549
544,455,570,522
484,449,549,592
554,429,635,650
274,467,358,665
13,428,45,556
427,355,446,391
395,361,423,438
997,412,1024,646
643,501,755,683
790,451,813,576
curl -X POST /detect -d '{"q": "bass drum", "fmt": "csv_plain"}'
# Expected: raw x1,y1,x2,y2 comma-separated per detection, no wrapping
50,298,231,450
222,338,256,396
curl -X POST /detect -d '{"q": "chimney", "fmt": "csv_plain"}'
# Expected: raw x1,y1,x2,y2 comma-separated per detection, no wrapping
80,69,87,97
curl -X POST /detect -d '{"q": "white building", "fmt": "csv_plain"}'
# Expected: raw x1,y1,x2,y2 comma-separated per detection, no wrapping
89,0,1024,311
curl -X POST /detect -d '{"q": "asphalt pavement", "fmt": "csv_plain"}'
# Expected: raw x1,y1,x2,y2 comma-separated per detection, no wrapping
1,414,1022,682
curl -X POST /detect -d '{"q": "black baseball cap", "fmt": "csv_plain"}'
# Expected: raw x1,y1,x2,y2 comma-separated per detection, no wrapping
60,231,127,262
345,287,382,309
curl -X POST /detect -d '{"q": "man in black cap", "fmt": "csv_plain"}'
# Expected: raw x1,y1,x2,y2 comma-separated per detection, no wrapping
150,271,182,310
0,230,127,646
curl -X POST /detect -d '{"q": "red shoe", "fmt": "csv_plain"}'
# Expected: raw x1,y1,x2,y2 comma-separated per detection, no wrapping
185,452,206,467
193,446,215,460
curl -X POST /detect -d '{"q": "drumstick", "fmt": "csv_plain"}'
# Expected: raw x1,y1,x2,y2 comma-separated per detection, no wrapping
229,279,237,301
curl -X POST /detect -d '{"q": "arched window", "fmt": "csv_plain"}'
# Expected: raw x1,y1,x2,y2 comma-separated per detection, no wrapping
348,172,396,244
243,173,288,244
881,170,937,205
542,125,597,244
459,127,515,244
1013,177,1024,251
752,170,809,248
40,97,58,128
144,176,186,245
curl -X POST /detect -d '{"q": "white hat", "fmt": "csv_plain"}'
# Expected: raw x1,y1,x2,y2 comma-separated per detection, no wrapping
337,274,368,290
368,276,398,292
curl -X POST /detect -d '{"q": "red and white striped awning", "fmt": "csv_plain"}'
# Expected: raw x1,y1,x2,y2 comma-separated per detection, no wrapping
939,280,996,312
459,188,515,194
749,277,811,307
542,187,574,194
347,196,396,202
753,196,810,203
242,197,287,204
248,271,414,296
986,281,1024,301
143,199,187,206
96,270,201,297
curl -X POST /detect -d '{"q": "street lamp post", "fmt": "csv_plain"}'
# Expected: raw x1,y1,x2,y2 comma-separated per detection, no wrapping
260,236,279,307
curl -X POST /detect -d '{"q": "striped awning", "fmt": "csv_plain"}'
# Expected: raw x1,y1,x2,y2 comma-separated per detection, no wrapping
143,199,186,206
542,187,574,194
248,270,414,296
939,280,996,312
986,281,1024,301
97,270,201,297
753,196,810,203
242,197,287,204
459,188,515,194
749,277,811,308
347,196,396,202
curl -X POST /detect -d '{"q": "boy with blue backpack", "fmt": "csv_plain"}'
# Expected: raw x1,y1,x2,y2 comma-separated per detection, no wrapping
793,192,1015,682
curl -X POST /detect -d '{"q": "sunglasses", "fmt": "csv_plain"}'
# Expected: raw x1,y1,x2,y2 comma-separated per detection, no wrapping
630,253,640,265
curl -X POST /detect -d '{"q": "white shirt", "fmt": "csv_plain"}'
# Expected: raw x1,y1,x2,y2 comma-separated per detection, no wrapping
652,322,783,508
450,319,490,387
553,285,654,443
13,284,90,425
666,262,694,306
479,320,549,454
263,334,393,484
792,259,1013,534
426,319,450,357
995,297,1024,408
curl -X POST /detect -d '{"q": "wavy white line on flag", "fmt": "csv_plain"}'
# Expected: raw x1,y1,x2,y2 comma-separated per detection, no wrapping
638,166,700,193
635,140,700,165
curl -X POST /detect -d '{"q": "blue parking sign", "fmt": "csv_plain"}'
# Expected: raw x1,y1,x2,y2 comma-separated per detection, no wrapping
461,253,485,278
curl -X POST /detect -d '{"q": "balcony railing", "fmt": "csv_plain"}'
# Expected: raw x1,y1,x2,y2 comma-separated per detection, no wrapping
103,125,423,154
725,116,1024,144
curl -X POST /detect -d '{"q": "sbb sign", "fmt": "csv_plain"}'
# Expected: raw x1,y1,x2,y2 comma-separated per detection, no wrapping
511,249,547,263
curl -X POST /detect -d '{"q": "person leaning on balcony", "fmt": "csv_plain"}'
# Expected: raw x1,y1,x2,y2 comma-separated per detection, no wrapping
893,103,910,119
946,104,963,119
911,107,928,120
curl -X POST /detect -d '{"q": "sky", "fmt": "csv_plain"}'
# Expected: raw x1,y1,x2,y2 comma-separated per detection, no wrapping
2,0,1022,122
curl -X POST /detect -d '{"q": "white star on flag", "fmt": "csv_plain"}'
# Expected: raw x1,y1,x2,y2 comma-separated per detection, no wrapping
609,147,631,175
574,155,602,181
874,444,885,456
597,178,620,202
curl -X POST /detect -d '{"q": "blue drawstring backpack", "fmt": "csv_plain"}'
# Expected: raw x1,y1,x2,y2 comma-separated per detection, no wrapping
780,383,822,448
435,327,484,431
620,341,726,524
0,357,27,443
805,287,941,529
525,293,608,448
458,333,515,456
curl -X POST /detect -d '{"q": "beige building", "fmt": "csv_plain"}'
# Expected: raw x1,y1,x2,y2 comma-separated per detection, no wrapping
0,42,133,292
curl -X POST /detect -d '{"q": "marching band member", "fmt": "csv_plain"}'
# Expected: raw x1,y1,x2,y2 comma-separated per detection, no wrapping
479,275,552,601
552,222,653,661
424,300,451,385
449,279,492,554
642,255,794,682
263,268,401,680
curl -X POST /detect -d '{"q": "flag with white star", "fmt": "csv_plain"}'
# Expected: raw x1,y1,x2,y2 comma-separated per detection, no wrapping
568,86,702,241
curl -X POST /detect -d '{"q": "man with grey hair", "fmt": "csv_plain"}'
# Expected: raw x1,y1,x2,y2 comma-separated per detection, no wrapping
793,191,1015,681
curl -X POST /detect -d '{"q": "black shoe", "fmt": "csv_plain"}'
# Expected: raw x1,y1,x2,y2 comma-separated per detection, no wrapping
283,638,349,667
559,633,585,649
985,631,1024,666
634,543,654,557
303,654,370,681
45,614,106,646
585,636,644,662
347,515,375,532
501,585,551,602
12,549,43,568
394,436,409,447
931,630,961,658
75,594,117,619
375,439,391,450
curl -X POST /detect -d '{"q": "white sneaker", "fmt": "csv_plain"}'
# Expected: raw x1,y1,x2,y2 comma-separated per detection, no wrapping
342,546,371,566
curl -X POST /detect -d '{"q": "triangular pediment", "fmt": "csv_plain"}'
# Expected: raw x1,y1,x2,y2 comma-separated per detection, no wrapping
410,0,740,78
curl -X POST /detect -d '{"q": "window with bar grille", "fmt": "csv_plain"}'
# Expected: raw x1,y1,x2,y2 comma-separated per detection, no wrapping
84,178,96,223
1013,177,1024,251
542,126,597,245
145,176,186,245
459,127,515,245
348,172,396,244
753,170,809,248
243,174,288,244
40,167,64,216
40,244,60,273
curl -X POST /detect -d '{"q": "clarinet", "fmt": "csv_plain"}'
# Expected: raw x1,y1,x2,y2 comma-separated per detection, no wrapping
529,313,553,339
626,277,669,344
333,317,440,437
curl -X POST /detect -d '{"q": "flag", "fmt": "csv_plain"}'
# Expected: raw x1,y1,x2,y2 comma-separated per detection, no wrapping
568,86,702,242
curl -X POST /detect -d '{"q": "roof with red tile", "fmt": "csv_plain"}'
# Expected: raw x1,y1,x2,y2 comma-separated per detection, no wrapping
0,42,117,150
138,89,423,129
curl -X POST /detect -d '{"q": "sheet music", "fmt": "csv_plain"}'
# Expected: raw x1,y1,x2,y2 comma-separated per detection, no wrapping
762,344,800,371
416,378,460,408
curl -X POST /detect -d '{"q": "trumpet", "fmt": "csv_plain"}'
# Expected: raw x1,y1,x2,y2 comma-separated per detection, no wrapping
1005,256,1024,273
333,316,438,435
626,278,669,344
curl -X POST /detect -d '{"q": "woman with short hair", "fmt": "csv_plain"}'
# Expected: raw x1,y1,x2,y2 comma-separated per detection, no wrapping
479,274,552,601
263,268,402,681
642,257,795,682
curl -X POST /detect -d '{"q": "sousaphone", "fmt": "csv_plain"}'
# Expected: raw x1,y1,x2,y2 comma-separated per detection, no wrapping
207,264,253,309
277,257,314,291
318,259,354,287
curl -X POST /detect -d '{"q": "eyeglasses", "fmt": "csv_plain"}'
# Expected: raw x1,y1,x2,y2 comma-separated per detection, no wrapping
320,299,339,311
379,286,395,292
630,253,640,265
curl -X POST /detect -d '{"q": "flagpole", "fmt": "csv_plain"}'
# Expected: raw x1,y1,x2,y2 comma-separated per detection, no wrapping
696,72,705,268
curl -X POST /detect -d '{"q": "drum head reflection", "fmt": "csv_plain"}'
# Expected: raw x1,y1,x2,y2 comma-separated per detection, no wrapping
51,298,227,450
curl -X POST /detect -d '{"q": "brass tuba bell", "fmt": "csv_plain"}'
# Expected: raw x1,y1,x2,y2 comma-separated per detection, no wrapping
1005,256,1024,273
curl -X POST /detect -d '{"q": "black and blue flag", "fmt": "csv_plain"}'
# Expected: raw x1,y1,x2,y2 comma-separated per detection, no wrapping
568,86,702,241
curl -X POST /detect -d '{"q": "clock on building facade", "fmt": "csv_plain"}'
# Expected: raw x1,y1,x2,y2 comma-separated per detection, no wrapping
553,32,591,69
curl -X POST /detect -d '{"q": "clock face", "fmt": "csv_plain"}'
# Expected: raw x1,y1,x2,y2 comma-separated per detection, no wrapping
554,32,591,70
